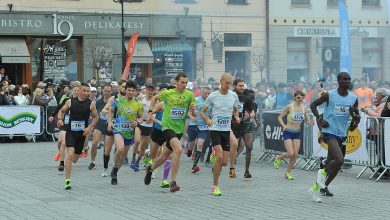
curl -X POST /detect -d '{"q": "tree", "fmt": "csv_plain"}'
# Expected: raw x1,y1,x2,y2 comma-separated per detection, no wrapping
252,47,267,82
86,40,114,84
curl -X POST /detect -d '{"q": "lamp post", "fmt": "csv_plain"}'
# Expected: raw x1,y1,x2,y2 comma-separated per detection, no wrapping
113,0,141,72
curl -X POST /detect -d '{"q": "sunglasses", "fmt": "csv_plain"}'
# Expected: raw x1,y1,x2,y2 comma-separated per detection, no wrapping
295,96,304,100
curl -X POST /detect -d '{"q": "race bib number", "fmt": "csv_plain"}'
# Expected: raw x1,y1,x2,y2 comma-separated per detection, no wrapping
99,112,107,120
334,104,349,116
215,116,231,128
293,113,304,122
64,115,70,125
120,122,134,131
238,102,244,112
71,120,85,131
198,125,209,131
170,108,186,119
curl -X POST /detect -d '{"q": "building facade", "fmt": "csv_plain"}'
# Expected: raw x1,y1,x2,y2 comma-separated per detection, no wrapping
268,0,390,83
0,0,266,87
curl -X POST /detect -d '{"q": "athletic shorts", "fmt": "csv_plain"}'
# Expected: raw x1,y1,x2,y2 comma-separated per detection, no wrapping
138,124,153,136
113,132,134,146
282,130,302,140
197,129,209,141
187,125,199,142
242,122,253,134
210,130,230,152
151,128,166,146
231,125,244,139
322,132,346,148
95,120,113,136
162,129,183,151
65,131,86,155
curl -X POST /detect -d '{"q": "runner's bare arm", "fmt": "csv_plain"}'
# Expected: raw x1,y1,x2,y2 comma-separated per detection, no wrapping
57,99,71,127
349,99,360,131
102,96,115,114
89,103,99,127
278,105,289,129
233,106,240,124
201,105,212,127
310,92,329,127
107,106,115,132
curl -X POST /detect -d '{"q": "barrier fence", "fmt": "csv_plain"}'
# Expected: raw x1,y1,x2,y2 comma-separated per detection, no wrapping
256,110,390,182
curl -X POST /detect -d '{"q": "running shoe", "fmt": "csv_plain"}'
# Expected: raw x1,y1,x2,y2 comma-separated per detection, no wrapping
110,168,118,185
317,169,327,188
229,168,236,178
88,162,96,170
101,169,108,177
130,160,136,169
169,181,180,192
285,172,294,180
187,149,192,158
160,179,169,188
309,187,321,203
144,166,153,185
244,170,252,179
151,169,157,179
192,166,200,174
212,185,222,196
53,152,60,161
273,158,281,169
204,161,211,167
97,142,104,150
64,179,71,190
123,157,129,165
58,164,64,172
133,163,140,172
320,187,334,197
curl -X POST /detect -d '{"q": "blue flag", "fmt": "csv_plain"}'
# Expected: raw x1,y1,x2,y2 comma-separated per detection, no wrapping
338,0,351,75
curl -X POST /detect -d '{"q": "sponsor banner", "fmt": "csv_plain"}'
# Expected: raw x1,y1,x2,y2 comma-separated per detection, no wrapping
122,32,139,79
262,112,304,154
384,120,390,166
0,105,41,135
339,0,352,75
312,112,368,161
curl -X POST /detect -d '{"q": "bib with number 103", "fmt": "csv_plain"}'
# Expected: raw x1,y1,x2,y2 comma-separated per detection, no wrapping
170,108,186,119
215,116,231,128
71,120,85,131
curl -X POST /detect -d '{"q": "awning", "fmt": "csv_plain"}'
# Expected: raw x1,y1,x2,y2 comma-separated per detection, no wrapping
0,38,30,63
124,39,154,64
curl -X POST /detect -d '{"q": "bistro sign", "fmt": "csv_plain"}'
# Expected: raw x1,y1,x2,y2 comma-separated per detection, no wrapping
294,27,378,38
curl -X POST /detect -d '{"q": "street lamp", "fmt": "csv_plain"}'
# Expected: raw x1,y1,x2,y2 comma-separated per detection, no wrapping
112,0,143,72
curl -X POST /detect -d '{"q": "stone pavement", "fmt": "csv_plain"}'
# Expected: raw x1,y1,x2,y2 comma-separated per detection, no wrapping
0,139,389,220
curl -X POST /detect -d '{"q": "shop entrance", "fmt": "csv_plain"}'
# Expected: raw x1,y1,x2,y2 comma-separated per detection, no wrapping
225,51,251,83
0,63,25,85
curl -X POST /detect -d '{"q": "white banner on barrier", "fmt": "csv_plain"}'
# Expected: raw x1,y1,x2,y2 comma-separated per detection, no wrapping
385,120,390,166
312,112,368,161
0,105,41,135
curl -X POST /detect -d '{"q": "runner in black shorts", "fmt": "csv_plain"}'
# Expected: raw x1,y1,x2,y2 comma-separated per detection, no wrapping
57,83,99,190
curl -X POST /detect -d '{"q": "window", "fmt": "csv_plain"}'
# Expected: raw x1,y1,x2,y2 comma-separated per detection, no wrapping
226,0,248,5
175,0,197,3
224,33,251,47
362,38,382,81
362,0,380,6
327,0,338,6
287,38,309,82
291,0,310,5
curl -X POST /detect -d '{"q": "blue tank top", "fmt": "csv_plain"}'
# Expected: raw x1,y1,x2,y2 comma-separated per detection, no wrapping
154,111,163,130
322,89,357,137
189,96,210,126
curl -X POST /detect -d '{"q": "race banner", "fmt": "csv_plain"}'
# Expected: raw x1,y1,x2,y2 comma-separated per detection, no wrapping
312,112,368,161
0,105,41,135
338,0,352,75
384,120,390,166
262,112,303,154
122,32,139,79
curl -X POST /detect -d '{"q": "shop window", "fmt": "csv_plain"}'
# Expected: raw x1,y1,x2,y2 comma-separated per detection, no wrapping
327,0,338,6
291,0,310,5
226,0,248,5
224,33,251,47
175,0,197,3
322,37,340,82
31,38,78,85
287,38,309,82
362,0,380,6
362,38,382,81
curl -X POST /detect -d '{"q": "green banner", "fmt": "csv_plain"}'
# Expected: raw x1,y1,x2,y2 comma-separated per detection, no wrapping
0,112,37,128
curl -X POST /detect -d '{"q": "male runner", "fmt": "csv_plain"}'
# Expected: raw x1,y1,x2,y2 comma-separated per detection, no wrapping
107,80,143,185
201,73,240,196
144,73,196,192
57,83,99,190
89,84,112,170
309,72,360,203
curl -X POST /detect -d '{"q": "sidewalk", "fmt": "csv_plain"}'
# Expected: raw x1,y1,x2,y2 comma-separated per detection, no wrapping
0,140,389,220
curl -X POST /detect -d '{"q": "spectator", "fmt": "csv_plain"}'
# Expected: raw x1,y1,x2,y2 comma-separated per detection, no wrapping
46,87,58,106
14,86,29,106
0,67,7,82
135,71,145,86
263,85,276,110
354,80,374,108
32,87,52,107
276,83,291,110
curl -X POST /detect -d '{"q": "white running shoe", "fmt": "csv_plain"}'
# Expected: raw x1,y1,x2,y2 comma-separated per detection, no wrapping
101,169,108,177
309,187,322,203
316,169,326,189
151,169,157,179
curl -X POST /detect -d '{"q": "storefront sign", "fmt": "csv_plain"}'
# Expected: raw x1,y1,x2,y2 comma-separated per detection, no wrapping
294,27,378,38
164,52,184,77
0,106,41,135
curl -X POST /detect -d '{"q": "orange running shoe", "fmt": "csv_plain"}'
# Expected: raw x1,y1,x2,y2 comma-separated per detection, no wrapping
53,152,60,161
229,168,236,178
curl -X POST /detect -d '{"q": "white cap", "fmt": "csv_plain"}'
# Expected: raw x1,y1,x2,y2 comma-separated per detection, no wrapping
111,81,118,86
186,82,193,90
90,87,97,92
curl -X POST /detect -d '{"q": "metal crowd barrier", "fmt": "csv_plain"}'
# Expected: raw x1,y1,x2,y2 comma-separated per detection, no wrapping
256,111,390,182
0,105,45,142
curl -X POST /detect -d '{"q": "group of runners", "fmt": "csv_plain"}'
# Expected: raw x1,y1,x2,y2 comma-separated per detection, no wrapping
51,71,360,202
